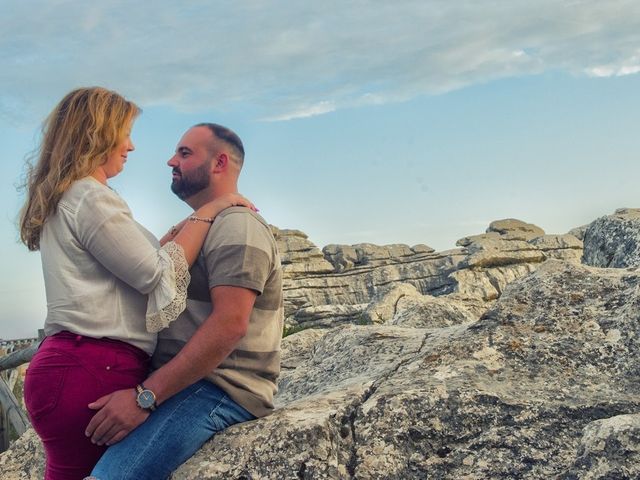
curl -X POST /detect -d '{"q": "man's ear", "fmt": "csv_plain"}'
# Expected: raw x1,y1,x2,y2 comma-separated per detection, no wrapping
212,153,228,172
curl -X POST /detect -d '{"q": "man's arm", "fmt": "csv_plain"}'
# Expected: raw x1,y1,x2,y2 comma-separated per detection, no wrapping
85,285,256,445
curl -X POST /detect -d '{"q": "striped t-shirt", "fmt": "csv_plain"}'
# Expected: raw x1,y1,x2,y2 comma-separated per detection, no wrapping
151,207,284,417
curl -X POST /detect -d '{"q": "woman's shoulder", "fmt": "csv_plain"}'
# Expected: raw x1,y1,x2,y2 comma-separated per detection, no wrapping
62,177,128,213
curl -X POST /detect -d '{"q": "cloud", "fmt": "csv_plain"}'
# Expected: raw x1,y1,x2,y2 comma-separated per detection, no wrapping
585,53,640,77
263,100,336,121
1,0,639,123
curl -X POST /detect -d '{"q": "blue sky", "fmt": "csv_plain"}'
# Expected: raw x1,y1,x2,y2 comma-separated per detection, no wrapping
2,1,640,339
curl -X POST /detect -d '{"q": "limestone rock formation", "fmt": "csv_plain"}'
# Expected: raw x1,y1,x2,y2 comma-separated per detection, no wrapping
359,283,478,328
457,218,545,246
528,234,583,262
279,219,583,331
487,218,546,241
272,227,335,276
582,208,640,268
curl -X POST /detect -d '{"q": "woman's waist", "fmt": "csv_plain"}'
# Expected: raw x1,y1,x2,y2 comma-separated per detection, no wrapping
44,319,156,356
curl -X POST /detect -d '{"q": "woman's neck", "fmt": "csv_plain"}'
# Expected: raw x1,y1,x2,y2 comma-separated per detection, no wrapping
90,167,108,185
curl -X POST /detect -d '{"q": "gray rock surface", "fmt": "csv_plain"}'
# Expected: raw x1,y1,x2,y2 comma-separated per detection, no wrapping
563,413,640,479
568,224,589,241
582,208,640,268
0,429,42,479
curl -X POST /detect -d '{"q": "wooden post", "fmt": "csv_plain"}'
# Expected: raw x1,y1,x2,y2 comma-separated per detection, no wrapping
0,376,30,453
0,332,40,451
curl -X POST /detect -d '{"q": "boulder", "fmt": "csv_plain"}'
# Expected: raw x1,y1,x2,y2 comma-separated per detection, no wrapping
563,413,640,479
582,209,640,268
487,218,546,241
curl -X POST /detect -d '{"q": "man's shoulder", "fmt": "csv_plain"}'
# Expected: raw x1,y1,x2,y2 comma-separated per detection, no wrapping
207,207,275,245
215,206,271,229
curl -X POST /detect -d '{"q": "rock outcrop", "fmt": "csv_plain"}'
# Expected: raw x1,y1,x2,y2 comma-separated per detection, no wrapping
278,219,583,331
582,208,640,268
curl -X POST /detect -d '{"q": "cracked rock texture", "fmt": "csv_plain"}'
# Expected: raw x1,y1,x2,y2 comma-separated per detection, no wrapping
7,215,640,480
582,208,640,268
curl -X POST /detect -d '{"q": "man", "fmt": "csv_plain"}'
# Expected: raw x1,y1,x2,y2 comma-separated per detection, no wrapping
85,124,284,479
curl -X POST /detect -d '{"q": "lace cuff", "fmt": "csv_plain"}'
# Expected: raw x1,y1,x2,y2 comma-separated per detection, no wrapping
146,241,191,333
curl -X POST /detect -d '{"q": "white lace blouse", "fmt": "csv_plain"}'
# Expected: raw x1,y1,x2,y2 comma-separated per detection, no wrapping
40,176,190,355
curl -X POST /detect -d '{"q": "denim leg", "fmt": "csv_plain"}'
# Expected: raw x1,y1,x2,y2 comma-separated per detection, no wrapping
90,380,255,480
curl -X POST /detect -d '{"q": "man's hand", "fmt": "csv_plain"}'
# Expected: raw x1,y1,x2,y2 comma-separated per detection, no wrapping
85,388,149,446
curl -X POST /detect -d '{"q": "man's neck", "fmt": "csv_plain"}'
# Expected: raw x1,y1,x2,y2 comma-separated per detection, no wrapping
185,185,238,210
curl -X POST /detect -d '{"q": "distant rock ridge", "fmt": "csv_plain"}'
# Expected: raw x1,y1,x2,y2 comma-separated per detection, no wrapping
4,210,640,479
273,218,583,331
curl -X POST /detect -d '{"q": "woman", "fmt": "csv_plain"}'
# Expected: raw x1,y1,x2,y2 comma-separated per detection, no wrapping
19,87,253,479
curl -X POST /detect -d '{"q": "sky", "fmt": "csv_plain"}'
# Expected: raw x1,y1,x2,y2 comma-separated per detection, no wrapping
1,0,639,339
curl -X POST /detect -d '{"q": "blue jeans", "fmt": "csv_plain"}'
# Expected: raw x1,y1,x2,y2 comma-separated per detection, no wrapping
89,380,255,480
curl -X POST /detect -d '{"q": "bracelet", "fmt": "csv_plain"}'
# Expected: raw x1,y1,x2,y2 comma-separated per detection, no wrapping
188,215,214,224
169,225,178,236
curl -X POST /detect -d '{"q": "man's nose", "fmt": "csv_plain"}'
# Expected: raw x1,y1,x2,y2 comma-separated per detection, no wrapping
167,156,178,167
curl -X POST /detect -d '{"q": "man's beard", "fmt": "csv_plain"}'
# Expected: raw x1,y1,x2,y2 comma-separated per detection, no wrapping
171,161,211,200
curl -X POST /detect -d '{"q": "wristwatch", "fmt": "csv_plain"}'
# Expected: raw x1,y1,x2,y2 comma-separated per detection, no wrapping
135,383,157,412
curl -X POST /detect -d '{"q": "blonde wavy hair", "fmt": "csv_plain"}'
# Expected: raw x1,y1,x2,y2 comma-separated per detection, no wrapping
19,87,140,251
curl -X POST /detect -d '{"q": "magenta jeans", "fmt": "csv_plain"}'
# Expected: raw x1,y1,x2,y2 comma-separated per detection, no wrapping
24,331,150,480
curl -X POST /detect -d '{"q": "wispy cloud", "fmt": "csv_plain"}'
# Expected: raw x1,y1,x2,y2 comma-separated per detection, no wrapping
1,0,639,123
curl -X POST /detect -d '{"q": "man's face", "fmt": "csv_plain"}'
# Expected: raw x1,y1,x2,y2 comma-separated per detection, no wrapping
168,127,215,200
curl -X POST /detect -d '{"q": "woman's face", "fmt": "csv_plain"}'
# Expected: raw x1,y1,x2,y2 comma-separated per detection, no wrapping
103,127,135,178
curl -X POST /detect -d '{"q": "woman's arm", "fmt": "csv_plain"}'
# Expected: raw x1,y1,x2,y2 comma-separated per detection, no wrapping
159,219,187,246
168,194,256,266
75,188,254,294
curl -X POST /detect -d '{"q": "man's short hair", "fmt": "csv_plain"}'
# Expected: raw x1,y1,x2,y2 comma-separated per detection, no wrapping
195,123,245,168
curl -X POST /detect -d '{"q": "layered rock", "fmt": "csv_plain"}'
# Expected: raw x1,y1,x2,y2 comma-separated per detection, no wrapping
582,208,640,268
272,227,335,276
279,219,583,330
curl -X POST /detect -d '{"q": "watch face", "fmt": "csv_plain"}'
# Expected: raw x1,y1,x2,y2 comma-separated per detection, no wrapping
138,390,155,409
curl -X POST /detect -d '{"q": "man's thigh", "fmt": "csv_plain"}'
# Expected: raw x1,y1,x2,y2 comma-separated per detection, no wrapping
89,380,255,480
